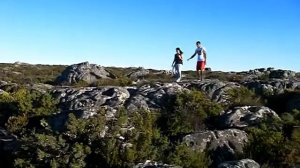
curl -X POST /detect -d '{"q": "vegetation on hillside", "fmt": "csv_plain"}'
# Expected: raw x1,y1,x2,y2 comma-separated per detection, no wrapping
243,112,300,167
0,88,218,167
0,63,280,86
0,63,299,167
0,63,66,84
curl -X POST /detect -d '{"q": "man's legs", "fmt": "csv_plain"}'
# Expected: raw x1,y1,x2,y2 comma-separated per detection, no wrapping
196,61,201,80
197,70,201,80
197,70,205,81
196,61,205,81
200,70,205,81
200,61,205,81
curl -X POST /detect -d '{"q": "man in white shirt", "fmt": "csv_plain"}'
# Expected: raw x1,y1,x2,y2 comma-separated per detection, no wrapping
187,41,207,81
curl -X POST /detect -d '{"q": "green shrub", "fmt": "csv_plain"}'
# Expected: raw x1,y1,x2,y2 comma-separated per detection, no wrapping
72,80,90,87
31,92,58,116
0,88,58,134
5,114,28,134
12,88,33,114
143,73,173,83
65,112,106,142
0,63,65,85
89,109,169,167
160,90,223,136
105,67,132,78
257,73,270,81
205,71,230,81
167,144,211,168
227,74,244,82
15,133,91,168
0,92,15,126
227,86,263,108
91,77,133,87
244,122,300,167
281,110,299,124
4,100,215,168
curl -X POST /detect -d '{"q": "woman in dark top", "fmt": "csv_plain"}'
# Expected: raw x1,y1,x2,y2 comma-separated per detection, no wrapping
172,47,183,82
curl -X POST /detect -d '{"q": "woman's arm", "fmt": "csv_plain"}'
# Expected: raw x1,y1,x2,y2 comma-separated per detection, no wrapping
179,54,183,60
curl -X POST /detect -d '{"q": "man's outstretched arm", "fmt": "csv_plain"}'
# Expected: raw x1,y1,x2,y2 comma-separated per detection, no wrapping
187,52,196,61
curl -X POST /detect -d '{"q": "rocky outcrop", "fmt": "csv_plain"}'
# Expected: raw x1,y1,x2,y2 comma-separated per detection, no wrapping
2,63,300,167
51,80,243,131
55,62,115,85
50,82,185,128
127,67,150,79
218,159,260,168
0,81,18,92
244,79,300,96
50,79,291,130
126,82,185,111
218,106,280,129
52,86,131,119
28,83,54,93
269,69,296,79
186,79,240,104
183,129,248,164
237,68,297,82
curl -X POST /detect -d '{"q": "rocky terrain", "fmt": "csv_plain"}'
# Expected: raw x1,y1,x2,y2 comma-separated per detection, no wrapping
0,62,299,168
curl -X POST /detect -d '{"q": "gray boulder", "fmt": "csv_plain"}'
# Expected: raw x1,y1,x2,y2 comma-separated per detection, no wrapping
27,83,54,93
126,82,185,111
269,69,296,79
243,79,300,96
55,62,115,85
218,159,260,168
0,81,18,92
186,79,240,104
236,68,296,82
218,106,280,129
49,86,131,131
51,79,258,116
50,82,185,130
53,86,131,119
248,68,267,76
127,67,150,79
183,129,248,164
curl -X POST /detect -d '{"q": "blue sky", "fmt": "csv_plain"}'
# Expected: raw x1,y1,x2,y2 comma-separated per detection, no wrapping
0,0,299,72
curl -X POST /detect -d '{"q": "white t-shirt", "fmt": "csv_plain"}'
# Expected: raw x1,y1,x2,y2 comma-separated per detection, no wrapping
195,47,206,61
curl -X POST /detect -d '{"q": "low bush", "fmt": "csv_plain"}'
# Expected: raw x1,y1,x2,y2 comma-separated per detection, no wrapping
244,112,300,167
226,86,263,108
159,90,223,136
166,143,211,168
244,126,300,168
0,88,58,133
91,77,133,87
0,64,65,84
